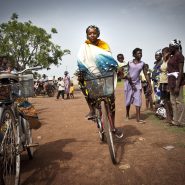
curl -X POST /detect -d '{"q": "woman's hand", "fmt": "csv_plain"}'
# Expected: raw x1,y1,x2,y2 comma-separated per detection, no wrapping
131,84,137,92
174,86,180,96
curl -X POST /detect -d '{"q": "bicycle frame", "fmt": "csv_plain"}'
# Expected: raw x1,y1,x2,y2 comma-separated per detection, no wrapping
93,97,114,129
0,66,41,184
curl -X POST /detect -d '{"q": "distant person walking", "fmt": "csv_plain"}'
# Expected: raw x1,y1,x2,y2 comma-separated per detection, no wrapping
69,83,74,98
124,48,152,123
56,77,65,100
64,71,70,99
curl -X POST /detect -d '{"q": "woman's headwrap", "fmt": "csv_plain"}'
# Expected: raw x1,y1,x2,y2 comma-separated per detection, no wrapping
155,49,162,55
169,39,181,47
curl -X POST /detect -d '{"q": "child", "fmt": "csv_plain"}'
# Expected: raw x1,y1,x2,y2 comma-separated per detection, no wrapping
56,77,65,99
69,83,74,98
140,64,153,110
117,54,128,80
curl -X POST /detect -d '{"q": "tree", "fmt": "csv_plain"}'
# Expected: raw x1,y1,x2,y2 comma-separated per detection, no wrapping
0,13,70,70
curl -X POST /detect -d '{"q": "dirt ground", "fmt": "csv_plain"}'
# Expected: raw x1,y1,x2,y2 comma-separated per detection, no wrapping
20,85,185,185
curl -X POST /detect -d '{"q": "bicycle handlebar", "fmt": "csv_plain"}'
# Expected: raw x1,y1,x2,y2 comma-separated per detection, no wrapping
17,66,42,75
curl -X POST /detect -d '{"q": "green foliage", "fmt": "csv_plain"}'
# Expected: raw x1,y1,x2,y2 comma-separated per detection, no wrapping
0,13,70,70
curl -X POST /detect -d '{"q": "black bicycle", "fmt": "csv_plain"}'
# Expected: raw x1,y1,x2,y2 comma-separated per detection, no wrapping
0,66,41,185
84,70,117,164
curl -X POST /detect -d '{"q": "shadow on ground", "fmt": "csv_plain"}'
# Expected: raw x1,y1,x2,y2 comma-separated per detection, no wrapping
115,125,142,164
21,138,76,185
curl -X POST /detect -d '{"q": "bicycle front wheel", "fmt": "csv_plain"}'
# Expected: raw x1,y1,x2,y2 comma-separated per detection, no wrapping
22,117,34,160
95,108,104,142
0,108,20,185
101,101,116,164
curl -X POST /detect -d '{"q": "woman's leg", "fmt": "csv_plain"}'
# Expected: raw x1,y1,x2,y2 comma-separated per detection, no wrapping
61,90,65,99
145,96,149,110
56,91,61,99
126,105,130,119
85,97,95,117
170,90,177,124
165,100,173,122
67,93,70,99
136,106,141,122
149,95,154,110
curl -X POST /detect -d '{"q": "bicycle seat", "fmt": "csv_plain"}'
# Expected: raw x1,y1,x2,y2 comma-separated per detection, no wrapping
0,73,19,82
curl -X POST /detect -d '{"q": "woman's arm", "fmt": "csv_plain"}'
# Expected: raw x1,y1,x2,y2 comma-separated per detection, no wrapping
143,64,152,92
174,62,184,95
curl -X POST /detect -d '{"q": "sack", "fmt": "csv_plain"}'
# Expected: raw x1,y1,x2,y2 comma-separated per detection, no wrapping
18,105,37,117
26,116,41,129
16,98,41,129
155,106,166,119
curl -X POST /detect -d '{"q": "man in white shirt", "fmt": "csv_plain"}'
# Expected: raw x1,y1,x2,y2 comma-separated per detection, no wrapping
56,77,65,99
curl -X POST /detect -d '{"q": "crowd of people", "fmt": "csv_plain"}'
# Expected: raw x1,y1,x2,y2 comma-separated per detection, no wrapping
33,71,74,100
55,71,74,100
76,24,185,137
1,25,184,129
117,39,184,127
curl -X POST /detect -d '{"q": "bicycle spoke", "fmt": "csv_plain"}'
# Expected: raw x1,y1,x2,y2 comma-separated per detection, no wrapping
0,109,20,185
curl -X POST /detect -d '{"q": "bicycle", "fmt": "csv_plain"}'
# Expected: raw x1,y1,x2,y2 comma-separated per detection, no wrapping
0,66,41,185
82,70,119,164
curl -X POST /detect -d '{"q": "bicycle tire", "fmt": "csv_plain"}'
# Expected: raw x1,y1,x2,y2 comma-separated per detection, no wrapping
22,117,34,160
95,108,104,142
0,108,20,185
101,101,116,164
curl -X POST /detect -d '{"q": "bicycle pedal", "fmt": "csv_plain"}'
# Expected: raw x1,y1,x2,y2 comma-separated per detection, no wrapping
25,143,39,148
87,116,96,120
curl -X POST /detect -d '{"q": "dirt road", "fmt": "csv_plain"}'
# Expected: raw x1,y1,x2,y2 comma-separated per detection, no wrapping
20,86,185,185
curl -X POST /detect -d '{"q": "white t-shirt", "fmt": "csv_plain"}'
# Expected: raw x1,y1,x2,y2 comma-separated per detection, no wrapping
57,80,65,91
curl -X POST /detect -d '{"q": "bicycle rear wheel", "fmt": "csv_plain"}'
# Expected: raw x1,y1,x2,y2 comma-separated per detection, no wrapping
0,108,20,185
21,117,34,160
101,101,116,164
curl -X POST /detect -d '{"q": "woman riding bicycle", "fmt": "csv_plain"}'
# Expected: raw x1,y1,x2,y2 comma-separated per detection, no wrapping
76,25,123,138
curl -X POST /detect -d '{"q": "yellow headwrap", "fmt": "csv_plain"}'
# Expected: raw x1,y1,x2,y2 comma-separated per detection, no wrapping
85,39,111,52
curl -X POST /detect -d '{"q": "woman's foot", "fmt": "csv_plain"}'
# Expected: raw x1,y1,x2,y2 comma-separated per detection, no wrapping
125,117,130,121
85,111,95,119
137,120,146,124
169,121,180,126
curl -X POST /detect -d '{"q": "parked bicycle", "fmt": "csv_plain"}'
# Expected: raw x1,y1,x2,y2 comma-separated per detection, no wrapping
34,81,55,97
81,68,120,164
0,66,41,185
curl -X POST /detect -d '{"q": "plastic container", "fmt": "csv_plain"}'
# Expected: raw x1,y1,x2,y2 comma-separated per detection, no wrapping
19,74,34,97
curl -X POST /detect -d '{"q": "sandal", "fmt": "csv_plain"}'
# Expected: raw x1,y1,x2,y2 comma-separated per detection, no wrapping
137,120,146,124
169,121,178,126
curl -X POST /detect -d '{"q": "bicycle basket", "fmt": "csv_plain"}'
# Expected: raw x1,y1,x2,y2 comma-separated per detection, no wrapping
85,73,114,98
19,74,34,98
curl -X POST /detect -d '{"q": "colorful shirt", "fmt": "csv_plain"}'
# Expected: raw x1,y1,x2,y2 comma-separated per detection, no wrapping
77,39,118,75
70,86,74,94
152,60,162,83
159,61,168,84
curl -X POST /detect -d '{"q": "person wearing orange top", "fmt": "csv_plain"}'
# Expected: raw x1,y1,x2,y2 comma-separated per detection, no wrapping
76,25,122,138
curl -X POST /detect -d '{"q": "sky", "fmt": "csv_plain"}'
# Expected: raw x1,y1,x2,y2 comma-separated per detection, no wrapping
0,0,185,78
